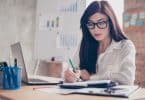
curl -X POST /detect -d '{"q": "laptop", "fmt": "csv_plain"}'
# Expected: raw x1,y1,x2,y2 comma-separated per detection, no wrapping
10,42,62,85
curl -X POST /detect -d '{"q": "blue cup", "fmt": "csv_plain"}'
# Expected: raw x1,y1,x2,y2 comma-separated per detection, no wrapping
2,66,21,90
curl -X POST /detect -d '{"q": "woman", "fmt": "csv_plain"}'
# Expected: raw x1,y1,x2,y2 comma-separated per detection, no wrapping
64,0,136,85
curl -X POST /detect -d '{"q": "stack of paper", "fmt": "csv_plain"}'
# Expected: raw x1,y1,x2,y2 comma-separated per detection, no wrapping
35,80,139,98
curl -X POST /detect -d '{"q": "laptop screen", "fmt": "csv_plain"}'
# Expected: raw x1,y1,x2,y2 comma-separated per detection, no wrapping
10,42,28,82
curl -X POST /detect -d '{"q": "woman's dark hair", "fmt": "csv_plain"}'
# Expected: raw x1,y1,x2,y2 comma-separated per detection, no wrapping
79,0,127,74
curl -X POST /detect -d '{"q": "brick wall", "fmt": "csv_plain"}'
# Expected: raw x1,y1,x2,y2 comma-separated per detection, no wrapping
123,0,145,87
124,0,145,11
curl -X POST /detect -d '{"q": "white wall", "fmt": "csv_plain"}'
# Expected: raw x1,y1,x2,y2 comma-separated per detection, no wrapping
0,0,36,73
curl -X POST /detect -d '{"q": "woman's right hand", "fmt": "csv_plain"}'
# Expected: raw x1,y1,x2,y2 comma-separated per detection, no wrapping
64,68,80,83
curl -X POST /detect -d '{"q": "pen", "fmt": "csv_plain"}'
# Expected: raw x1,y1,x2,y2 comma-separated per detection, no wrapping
68,58,81,82
68,58,76,72
14,58,17,67
12,58,18,87
3,62,8,67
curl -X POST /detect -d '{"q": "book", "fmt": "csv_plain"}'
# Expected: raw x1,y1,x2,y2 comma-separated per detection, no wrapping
59,80,117,89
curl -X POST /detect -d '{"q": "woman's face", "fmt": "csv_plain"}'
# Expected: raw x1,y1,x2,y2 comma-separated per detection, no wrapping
86,12,110,42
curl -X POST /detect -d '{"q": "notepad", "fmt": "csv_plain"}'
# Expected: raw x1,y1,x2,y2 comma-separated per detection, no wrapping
59,80,117,89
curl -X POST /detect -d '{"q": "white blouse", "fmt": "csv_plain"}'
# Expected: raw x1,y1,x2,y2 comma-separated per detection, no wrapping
72,39,136,85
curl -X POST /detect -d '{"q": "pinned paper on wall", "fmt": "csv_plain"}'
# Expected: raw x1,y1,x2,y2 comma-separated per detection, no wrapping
124,22,130,28
130,19,136,26
137,19,144,27
139,12,145,19
131,13,138,19
123,14,130,21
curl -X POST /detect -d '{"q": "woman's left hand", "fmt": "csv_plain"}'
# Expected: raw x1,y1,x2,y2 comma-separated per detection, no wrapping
80,69,90,81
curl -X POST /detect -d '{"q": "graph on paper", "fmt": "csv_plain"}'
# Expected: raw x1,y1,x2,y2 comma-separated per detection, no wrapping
56,33,79,49
46,16,60,28
58,0,85,13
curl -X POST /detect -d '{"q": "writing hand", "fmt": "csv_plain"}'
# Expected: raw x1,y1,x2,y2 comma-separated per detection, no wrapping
64,68,80,83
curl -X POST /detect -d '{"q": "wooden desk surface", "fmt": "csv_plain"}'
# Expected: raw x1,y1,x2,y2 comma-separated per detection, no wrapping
0,85,145,100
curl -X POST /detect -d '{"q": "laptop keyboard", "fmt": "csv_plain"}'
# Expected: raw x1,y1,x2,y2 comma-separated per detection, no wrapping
29,78,48,82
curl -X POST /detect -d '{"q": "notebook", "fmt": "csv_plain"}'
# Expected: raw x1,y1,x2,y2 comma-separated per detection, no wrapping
10,42,62,85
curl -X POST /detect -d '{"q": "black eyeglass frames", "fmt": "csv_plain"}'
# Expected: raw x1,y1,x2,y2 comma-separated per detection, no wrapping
86,20,109,29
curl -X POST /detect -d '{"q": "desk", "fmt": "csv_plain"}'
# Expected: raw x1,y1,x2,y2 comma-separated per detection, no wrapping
0,85,145,100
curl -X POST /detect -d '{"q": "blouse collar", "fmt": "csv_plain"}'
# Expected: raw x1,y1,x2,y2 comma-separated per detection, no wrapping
105,39,122,53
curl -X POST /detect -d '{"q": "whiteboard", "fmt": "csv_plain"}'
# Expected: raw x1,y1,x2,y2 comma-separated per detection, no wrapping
34,0,86,61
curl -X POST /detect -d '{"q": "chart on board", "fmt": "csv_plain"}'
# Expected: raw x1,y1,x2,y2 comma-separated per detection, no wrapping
34,0,86,61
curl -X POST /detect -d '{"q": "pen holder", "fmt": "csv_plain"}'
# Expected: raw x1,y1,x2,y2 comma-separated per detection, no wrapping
2,66,21,90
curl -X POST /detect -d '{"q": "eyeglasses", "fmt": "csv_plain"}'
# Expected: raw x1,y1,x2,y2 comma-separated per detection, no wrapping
86,20,109,29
